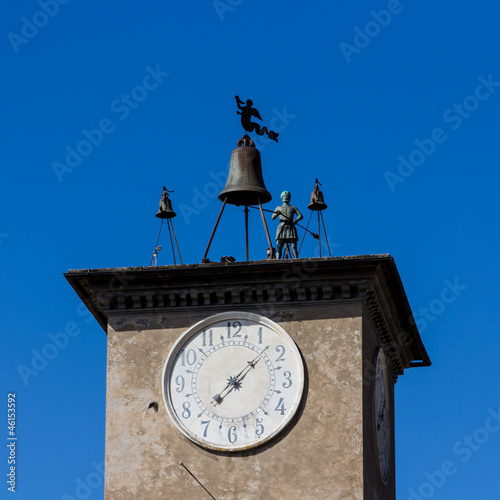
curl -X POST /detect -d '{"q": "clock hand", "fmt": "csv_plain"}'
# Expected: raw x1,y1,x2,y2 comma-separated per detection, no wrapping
377,397,386,430
212,355,261,405
379,396,386,420
212,381,240,406
234,355,260,384
212,380,234,405
212,375,242,405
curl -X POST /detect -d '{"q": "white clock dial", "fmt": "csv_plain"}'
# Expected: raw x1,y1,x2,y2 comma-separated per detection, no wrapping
162,312,305,452
374,348,391,484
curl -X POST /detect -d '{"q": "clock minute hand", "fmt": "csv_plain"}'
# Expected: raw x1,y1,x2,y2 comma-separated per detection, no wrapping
379,396,386,421
234,355,260,384
377,397,386,430
212,380,233,405
212,355,261,405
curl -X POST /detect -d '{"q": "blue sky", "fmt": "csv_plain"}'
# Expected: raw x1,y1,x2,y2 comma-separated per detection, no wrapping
2,1,500,498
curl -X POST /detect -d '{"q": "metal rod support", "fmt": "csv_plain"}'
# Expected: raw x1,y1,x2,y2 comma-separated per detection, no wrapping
244,205,249,262
317,210,322,258
202,198,227,263
320,211,332,257
167,219,177,265
150,219,164,266
258,199,274,258
170,218,184,264
299,211,313,254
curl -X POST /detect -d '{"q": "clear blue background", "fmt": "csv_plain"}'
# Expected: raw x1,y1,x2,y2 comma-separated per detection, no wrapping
2,1,499,498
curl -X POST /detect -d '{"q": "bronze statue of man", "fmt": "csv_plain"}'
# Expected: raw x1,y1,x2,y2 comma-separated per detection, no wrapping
272,191,303,259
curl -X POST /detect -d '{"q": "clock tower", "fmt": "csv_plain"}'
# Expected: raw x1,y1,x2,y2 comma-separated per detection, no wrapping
66,97,430,498
66,254,430,499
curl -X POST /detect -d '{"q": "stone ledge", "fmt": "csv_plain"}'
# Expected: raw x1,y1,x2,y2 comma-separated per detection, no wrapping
65,255,431,373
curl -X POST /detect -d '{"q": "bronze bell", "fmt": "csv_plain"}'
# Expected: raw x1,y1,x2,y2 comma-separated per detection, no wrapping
218,135,272,206
156,188,177,219
308,178,328,211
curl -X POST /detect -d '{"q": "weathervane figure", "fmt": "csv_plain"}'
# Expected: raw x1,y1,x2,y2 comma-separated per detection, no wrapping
235,95,279,142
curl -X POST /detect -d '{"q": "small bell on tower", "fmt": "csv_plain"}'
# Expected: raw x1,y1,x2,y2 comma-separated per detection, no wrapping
156,186,177,219
151,187,182,266
299,179,331,258
308,178,328,211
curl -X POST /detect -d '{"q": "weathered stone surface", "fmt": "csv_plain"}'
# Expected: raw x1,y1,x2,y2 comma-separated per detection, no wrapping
66,256,430,499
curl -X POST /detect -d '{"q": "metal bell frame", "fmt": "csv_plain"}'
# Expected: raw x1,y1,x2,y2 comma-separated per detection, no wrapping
299,179,331,258
151,187,183,266
202,135,274,263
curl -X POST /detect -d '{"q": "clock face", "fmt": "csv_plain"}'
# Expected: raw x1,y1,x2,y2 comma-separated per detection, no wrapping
162,312,305,452
374,348,391,484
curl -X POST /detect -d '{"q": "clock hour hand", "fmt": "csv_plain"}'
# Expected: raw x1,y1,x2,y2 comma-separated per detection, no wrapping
213,393,224,405
212,355,261,405
377,397,386,430
212,376,240,405
212,380,234,405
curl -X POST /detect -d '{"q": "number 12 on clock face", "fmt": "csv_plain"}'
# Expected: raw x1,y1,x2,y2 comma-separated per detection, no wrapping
162,312,305,452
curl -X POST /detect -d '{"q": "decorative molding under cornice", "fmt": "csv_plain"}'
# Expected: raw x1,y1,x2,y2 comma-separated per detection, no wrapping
96,279,372,312
65,256,430,371
365,289,404,378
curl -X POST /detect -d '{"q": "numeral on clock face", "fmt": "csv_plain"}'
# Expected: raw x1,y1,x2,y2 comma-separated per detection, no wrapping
163,312,305,452
180,349,197,366
202,329,213,347
226,321,242,338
